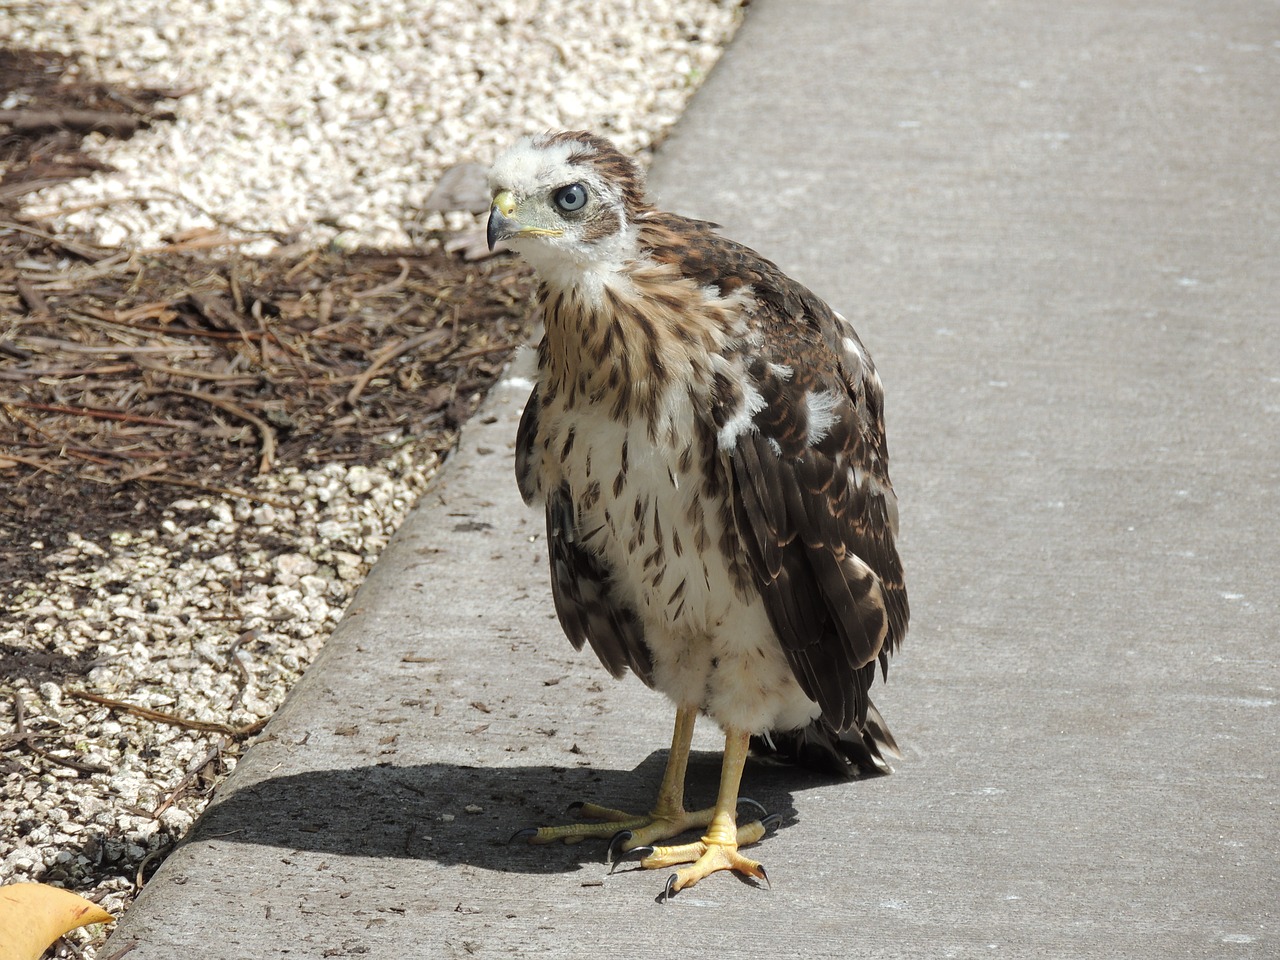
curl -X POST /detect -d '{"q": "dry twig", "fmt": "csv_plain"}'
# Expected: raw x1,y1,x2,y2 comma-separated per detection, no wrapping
346,327,453,406
151,740,226,819
165,388,278,474
65,689,269,739
3,693,111,775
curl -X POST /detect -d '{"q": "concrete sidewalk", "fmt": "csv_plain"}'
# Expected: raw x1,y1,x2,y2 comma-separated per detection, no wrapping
103,0,1277,956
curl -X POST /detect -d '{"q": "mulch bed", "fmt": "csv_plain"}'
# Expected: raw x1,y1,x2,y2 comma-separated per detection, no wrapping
0,46,538,598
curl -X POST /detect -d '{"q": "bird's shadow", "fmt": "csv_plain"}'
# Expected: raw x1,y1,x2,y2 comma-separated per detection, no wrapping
192,751,853,874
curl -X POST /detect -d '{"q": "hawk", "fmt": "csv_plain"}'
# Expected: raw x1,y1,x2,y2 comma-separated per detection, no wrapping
488,131,909,898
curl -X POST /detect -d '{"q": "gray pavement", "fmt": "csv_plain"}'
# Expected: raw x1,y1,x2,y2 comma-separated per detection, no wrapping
103,0,1278,956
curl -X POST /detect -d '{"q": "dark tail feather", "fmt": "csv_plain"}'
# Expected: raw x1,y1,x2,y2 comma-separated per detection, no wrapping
751,702,900,778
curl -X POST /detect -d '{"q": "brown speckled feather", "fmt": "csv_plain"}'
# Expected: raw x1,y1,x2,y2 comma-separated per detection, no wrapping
517,376,655,687
641,212,909,734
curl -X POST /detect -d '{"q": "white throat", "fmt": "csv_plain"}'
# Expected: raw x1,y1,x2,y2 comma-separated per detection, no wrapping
515,223,640,308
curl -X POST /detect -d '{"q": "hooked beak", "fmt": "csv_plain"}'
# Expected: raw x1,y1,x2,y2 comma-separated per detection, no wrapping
486,190,519,251
486,189,565,251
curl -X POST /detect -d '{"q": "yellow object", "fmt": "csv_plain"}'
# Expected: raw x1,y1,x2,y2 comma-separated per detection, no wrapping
491,189,517,216
0,883,114,960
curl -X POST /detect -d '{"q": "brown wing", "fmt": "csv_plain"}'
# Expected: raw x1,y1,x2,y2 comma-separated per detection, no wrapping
643,215,909,732
543,487,654,685
514,381,542,506
728,347,907,732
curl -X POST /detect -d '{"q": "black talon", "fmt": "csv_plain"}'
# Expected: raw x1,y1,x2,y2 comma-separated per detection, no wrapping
737,797,768,818
608,844,653,874
660,873,679,903
761,813,783,833
565,801,585,816
759,864,771,889
605,830,634,864
508,827,539,845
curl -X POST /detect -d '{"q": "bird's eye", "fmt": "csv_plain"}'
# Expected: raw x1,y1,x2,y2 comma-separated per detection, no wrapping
554,183,588,213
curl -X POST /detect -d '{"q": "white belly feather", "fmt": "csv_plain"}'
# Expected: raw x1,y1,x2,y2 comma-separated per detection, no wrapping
539,387,821,735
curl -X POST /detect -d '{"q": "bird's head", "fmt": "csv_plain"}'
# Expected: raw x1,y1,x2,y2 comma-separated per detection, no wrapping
486,131,649,275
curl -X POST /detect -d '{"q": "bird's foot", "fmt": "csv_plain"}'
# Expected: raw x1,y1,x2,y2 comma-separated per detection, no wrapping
623,814,780,899
510,798,770,854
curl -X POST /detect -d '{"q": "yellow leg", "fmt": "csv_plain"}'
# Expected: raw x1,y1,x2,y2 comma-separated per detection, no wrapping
636,728,769,899
651,702,697,818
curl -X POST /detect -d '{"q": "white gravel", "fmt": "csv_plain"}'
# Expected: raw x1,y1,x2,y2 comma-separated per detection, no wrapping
1,0,742,953
7,0,742,250
1,450,445,939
